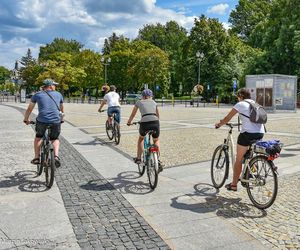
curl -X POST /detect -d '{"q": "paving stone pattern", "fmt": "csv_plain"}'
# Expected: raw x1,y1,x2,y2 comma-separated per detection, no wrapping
56,136,170,250
215,172,300,249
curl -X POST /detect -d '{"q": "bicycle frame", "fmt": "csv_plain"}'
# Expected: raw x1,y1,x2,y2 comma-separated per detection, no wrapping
222,125,235,170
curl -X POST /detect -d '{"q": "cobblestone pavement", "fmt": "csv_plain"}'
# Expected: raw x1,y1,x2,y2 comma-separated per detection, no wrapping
183,171,300,250
56,136,170,249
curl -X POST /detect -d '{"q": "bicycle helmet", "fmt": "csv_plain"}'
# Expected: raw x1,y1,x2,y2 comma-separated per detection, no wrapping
142,89,153,97
110,85,116,91
43,78,58,86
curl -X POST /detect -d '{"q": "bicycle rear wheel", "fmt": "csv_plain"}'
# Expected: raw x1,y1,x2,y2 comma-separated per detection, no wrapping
45,149,55,188
211,145,229,188
106,120,113,140
245,155,278,209
114,122,120,145
147,152,158,189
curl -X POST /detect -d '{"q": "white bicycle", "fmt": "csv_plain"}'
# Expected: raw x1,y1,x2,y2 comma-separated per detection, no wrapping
211,123,280,209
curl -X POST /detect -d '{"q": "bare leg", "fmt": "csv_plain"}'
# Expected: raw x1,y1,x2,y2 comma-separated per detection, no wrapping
153,138,160,155
232,144,248,187
34,137,42,158
137,136,144,159
51,139,60,157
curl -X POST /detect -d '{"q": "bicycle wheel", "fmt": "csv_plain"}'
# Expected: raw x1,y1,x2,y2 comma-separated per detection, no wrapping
105,120,113,140
138,153,146,176
245,155,278,209
147,151,158,189
211,145,229,189
45,149,55,188
114,122,120,145
37,145,45,176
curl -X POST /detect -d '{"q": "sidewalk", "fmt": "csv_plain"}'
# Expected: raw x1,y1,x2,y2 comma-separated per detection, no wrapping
1,103,299,249
0,105,79,249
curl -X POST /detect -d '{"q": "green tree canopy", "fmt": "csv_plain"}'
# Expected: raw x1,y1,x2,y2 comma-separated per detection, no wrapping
39,38,83,61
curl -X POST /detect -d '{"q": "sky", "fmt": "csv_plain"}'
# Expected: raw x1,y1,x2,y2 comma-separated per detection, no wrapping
0,0,238,70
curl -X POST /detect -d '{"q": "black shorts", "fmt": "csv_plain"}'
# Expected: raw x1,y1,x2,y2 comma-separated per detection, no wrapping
139,120,160,138
237,132,264,146
36,121,61,140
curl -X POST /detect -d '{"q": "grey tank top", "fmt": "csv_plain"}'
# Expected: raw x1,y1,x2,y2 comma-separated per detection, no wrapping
135,99,158,122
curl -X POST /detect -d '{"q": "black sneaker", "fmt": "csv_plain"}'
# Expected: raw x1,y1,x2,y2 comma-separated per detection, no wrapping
158,160,164,173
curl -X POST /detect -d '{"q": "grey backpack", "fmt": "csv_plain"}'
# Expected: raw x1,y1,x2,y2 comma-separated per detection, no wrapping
241,100,267,124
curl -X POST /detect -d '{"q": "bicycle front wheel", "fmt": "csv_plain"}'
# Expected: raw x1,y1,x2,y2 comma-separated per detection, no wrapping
138,153,146,176
105,120,113,140
45,149,56,188
114,123,120,145
147,152,158,189
211,145,229,189
37,149,45,176
246,155,278,209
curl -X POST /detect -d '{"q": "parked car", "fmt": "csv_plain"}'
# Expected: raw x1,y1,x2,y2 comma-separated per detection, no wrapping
124,93,141,104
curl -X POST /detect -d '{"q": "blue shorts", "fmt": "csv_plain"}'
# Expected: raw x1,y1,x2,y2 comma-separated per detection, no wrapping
107,106,121,123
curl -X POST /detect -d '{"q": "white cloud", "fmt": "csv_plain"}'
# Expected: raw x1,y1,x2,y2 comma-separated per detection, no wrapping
0,36,40,69
207,3,229,15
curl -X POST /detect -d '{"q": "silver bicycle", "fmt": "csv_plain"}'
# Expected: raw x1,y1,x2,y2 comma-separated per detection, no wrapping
211,123,280,209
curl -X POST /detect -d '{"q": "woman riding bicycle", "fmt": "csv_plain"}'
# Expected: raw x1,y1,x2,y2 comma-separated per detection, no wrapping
127,89,163,172
215,88,264,191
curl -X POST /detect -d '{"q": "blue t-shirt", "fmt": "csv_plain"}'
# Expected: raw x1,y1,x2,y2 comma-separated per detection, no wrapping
31,90,63,123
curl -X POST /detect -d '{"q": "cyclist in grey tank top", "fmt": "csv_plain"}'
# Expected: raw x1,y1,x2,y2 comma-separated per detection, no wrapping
127,89,163,172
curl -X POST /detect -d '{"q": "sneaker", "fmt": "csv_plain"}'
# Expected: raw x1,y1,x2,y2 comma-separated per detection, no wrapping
133,157,141,164
54,156,61,168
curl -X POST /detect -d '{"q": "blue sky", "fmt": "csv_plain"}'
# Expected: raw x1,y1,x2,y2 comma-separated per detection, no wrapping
0,0,238,70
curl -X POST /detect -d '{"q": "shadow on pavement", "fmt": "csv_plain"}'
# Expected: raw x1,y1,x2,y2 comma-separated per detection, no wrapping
73,138,115,146
80,171,153,195
0,170,48,192
170,183,267,219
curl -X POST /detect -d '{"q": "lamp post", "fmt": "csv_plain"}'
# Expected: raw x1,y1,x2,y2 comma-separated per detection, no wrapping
196,51,204,85
101,57,111,84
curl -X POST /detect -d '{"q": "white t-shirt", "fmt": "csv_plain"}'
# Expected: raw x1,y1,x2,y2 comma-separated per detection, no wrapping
104,91,120,107
233,99,265,133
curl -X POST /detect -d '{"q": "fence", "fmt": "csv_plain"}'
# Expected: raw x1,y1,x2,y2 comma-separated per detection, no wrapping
0,94,223,108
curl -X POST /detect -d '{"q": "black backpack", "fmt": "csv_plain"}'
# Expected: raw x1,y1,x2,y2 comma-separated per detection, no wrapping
241,100,267,124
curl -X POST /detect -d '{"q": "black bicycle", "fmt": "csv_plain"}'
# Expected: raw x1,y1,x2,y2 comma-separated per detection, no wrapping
31,121,56,188
99,110,120,145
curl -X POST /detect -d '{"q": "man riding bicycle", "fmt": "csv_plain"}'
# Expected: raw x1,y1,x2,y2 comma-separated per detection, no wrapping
23,78,64,167
98,85,121,128
127,89,163,172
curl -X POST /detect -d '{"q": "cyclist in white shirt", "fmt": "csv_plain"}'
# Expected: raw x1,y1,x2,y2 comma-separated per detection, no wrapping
215,88,264,191
98,85,121,127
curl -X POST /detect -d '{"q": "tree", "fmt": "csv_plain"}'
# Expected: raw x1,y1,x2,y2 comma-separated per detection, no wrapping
188,15,234,100
130,41,170,96
229,0,273,44
37,52,86,96
73,49,103,97
0,66,10,84
102,33,129,55
39,38,83,61
138,21,188,96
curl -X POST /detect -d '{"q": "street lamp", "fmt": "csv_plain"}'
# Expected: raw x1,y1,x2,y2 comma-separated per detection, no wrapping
196,51,204,85
101,57,111,84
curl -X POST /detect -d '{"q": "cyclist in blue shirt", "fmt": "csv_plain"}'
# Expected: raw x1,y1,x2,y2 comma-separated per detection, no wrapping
24,79,64,167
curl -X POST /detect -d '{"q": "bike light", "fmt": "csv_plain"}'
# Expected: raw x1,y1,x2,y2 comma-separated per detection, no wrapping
149,147,159,152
